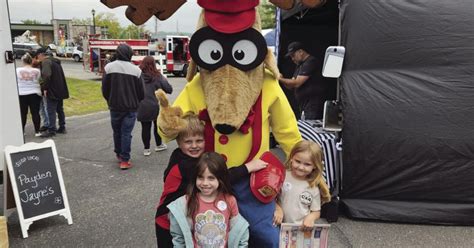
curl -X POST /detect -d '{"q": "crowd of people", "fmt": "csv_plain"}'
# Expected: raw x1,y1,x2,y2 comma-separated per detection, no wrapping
153,112,330,247
98,42,331,248
101,44,173,170
18,41,329,246
16,47,69,138
99,43,330,247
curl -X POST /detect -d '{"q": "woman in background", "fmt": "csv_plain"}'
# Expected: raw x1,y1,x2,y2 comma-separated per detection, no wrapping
16,53,42,136
138,56,173,156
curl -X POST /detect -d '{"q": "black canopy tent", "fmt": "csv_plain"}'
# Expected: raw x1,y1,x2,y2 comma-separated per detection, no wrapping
339,0,474,225
278,0,474,225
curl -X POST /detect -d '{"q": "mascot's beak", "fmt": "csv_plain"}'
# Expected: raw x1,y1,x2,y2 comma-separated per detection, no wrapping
200,64,264,134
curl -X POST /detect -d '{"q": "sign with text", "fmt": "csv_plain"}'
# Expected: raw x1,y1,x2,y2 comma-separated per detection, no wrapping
4,140,72,238
279,223,330,248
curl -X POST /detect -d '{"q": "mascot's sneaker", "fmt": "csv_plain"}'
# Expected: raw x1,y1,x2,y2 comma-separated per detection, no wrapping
120,161,132,170
155,144,167,152
143,149,151,156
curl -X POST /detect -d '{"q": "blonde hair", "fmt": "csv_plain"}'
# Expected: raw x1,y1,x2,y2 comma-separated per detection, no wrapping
176,114,205,143
21,53,33,65
286,140,331,204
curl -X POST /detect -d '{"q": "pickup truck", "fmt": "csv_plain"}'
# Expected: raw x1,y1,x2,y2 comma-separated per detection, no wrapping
72,46,83,62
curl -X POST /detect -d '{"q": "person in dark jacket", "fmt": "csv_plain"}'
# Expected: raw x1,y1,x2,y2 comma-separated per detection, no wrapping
102,44,145,170
137,56,173,156
35,48,69,138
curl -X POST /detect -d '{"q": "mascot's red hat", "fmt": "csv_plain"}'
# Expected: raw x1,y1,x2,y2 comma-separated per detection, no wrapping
198,0,259,34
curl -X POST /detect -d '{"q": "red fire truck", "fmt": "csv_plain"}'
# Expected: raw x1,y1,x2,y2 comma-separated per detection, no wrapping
165,35,190,77
88,38,149,74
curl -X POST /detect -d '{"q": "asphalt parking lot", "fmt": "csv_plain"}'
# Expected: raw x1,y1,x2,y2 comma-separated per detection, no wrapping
2,61,473,247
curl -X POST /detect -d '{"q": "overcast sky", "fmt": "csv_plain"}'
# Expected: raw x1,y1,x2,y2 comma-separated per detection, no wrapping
7,0,201,33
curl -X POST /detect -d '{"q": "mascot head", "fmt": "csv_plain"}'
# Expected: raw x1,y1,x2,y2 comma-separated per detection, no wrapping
186,0,279,134
102,0,311,135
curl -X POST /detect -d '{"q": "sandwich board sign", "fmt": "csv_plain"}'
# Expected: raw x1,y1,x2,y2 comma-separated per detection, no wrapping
4,139,72,238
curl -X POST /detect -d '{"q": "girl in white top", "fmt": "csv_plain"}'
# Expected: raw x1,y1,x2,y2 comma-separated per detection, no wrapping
16,53,42,136
273,140,331,230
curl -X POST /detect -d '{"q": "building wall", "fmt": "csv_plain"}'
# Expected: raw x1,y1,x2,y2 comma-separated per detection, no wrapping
11,21,93,46
10,23,54,45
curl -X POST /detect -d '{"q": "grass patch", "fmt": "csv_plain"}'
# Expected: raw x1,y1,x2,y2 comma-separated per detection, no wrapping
64,77,108,116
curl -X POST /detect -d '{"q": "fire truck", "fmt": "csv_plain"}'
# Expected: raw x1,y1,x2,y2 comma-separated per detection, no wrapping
165,35,190,77
88,38,149,74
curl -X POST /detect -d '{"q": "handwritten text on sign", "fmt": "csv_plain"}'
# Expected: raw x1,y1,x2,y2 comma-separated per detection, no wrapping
10,148,65,219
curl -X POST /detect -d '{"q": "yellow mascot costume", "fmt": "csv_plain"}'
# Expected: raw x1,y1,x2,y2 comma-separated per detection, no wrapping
101,0,321,246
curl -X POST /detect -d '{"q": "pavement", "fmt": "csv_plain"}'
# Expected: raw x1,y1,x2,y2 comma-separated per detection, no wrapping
1,63,474,247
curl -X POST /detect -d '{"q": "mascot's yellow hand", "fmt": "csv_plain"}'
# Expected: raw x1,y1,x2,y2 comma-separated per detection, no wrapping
155,89,171,108
155,89,187,139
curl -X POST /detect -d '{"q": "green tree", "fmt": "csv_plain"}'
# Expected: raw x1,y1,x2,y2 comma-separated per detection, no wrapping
71,17,92,25
94,12,123,39
121,24,147,39
258,0,277,29
21,19,44,25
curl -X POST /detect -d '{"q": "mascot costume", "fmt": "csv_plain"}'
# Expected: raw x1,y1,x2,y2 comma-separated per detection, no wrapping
102,0,326,246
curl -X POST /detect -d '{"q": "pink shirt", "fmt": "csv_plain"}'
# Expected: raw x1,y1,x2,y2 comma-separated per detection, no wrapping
192,194,238,248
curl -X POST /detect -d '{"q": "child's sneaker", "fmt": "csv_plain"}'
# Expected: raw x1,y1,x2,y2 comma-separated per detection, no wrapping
120,161,132,170
143,149,151,156
155,144,167,152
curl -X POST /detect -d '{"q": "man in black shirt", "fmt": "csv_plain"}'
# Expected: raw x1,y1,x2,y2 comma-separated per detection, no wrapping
279,42,327,120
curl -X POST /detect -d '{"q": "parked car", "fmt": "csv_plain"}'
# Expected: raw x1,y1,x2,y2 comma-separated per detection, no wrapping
72,46,83,62
12,43,42,59
47,43,57,54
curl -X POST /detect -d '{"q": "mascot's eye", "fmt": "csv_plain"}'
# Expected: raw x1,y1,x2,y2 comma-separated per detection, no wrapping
232,40,258,65
198,39,223,64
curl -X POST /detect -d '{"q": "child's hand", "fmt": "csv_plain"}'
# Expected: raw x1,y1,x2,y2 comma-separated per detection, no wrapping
273,204,283,226
301,211,320,231
245,159,268,173
301,217,314,231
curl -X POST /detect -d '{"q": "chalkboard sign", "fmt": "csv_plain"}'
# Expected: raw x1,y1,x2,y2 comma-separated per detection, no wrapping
10,147,65,218
4,140,72,238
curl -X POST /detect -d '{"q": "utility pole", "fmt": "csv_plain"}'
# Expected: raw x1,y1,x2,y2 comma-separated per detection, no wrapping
155,17,158,36
50,0,54,21
91,9,96,35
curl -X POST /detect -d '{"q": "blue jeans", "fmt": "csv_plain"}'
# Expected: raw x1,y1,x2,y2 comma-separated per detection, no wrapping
110,111,137,162
233,175,280,248
46,98,65,133
40,96,49,127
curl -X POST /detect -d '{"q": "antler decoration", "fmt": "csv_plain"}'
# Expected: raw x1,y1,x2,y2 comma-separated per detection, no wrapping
100,0,187,25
